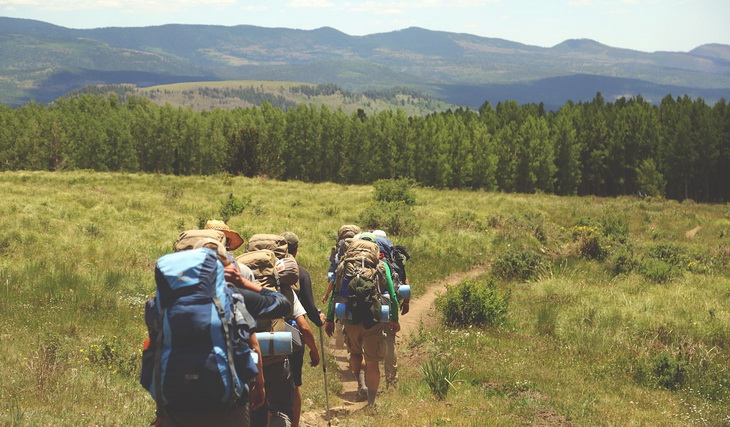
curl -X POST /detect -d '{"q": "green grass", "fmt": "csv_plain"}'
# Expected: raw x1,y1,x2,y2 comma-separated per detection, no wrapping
0,171,728,425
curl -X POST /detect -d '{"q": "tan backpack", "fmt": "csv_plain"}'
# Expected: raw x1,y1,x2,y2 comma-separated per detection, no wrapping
246,234,289,260
173,229,226,252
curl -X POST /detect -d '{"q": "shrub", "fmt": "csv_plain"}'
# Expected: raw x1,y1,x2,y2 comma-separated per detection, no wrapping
610,245,638,275
646,242,687,267
219,193,251,222
359,201,419,236
373,178,417,205
651,353,688,391
436,278,510,328
639,258,680,283
492,249,544,281
571,225,609,260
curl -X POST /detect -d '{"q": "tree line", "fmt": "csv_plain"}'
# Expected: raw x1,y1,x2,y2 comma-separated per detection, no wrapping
1,92,728,202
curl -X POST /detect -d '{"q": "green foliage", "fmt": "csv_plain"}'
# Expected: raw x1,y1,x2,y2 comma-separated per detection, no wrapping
640,353,688,391
609,244,638,275
219,193,251,222
436,278,510,328
535,302,561,336
373,178,417,205
492,249,544,281
639,258,681,283
420,357,463,400
571,225,610,260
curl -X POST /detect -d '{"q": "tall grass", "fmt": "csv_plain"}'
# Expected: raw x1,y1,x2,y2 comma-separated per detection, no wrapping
0,171,728,425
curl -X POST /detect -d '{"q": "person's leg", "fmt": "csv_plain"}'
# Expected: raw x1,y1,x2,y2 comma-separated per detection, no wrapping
384,327,398,388
343,323,368,400
290,349,304,427
362,323,387,406
266,358,295,427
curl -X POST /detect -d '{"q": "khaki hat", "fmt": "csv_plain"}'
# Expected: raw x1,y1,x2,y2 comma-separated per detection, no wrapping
204,220,244,250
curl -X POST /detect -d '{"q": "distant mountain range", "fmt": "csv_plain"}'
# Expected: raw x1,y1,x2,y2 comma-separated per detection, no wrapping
1,17,729,109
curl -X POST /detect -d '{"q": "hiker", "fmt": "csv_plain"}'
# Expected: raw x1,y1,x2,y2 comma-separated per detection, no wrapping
250,290,319,427
143,235,293,427
323,225,361,349
372,229,411,389
324,232,400,407
281,231,325,427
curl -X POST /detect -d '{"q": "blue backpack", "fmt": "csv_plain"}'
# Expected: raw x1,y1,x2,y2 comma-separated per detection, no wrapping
140,247,258,409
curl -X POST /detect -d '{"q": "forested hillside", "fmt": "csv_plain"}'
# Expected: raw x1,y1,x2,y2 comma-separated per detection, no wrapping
2,17,730,107
1,93,728,202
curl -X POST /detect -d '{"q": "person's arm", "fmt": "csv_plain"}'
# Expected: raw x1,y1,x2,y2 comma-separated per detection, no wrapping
294,315,320,367
224,263,263,292
238,288,292,319
295,267,323,327
247,333,266,410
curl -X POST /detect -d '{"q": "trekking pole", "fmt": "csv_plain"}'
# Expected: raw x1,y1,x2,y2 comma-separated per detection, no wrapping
318,326,332,426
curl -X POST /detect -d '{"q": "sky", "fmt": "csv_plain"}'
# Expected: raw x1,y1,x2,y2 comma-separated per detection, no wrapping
1,0,728,53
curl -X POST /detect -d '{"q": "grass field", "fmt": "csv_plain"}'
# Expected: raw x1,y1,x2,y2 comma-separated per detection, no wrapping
0,171,728,426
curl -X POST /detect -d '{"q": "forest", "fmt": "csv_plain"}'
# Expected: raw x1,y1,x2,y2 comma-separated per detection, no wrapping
1,92,728,202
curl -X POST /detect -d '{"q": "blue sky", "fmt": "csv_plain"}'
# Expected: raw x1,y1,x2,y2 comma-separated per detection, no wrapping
1,0,728,53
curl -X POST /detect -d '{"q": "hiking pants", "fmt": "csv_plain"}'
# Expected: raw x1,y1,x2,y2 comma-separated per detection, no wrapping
250,357,294,427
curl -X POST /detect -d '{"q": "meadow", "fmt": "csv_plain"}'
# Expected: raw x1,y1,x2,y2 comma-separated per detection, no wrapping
0,171,728,426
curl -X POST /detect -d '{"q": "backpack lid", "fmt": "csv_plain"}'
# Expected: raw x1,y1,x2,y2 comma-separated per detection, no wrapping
337,225,361,242
174,229,226,252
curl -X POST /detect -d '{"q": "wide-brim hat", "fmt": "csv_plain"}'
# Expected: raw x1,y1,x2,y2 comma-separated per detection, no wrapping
204,220,244,250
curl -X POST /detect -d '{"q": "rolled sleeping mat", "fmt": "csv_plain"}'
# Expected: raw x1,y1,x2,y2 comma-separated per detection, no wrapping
397,284,411,300
334,302,390,322
255,331,293,356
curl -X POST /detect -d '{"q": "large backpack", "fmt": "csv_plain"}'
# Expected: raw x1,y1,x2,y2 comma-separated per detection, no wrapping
334,239,388,328
375,236,409,292
235,248,301,359
140,247,258,410
246,233,300,291
328,225,361,270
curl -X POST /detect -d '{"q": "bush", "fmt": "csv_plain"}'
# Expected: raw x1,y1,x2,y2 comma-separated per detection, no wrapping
651,353,688,391
571,225,609,260
359,201,419,236
219,193,251,222
492,249,544,281
646,242,687,267
639,258,681,283
373,178,417,205
610,245,638,275
436,278,510,328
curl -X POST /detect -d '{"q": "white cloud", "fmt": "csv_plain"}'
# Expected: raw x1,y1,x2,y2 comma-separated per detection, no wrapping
0,0,235,10
287,0,334,8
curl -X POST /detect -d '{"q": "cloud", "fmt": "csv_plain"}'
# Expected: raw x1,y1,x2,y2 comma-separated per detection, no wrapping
287,0,335,8
0,0,236,11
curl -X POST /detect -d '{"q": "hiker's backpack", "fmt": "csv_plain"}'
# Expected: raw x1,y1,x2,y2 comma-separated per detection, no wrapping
333,239,389,328
140,247,258,410
328,225,361,272
235,248,300,358
375,236,410,297
246,233,300,291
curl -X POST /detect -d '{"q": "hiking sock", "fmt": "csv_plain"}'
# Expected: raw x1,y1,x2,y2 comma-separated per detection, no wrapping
357,372,367,390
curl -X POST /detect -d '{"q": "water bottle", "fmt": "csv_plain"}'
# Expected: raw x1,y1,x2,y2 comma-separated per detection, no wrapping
255,331,293,356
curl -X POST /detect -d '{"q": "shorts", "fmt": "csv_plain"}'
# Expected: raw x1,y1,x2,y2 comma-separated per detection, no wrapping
290,348,304,387
343,323,386,362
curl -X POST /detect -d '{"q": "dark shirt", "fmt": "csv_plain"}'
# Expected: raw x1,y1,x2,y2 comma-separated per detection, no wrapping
294,265,323,327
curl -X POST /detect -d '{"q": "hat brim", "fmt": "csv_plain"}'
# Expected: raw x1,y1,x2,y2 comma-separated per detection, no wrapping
222,230,244,250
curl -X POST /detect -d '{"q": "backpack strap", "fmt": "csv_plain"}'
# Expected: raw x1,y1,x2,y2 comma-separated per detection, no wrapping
212,296,241,406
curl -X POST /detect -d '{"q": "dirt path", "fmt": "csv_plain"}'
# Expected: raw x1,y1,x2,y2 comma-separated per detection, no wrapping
302,264,489,425
686,225,702,238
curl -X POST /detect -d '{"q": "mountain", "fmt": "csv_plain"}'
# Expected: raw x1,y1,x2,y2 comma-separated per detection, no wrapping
1,17,729,108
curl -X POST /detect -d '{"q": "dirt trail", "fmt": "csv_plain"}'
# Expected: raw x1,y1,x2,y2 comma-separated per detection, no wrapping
302,264,489,426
